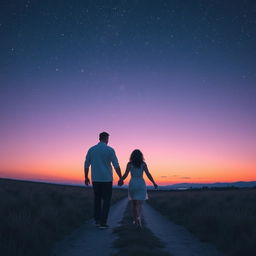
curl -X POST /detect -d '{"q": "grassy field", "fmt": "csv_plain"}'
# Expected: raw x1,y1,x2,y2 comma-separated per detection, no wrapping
112,202,171,256
148,188,256,256
0,178,126,256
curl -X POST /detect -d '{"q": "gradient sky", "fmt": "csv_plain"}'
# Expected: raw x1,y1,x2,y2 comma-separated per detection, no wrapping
1,0,256,185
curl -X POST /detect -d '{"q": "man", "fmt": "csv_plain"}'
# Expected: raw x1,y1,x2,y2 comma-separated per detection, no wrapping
84,132,123,229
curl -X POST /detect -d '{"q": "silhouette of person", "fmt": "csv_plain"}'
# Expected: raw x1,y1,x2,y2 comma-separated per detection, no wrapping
84,132,123,229
119,149,158,227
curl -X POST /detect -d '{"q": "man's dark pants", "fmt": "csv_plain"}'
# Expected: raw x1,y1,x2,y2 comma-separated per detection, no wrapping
92,181,112,225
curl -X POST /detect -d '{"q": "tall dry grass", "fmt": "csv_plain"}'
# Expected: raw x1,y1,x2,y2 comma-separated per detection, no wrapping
148,188,256,256
0,178,126,256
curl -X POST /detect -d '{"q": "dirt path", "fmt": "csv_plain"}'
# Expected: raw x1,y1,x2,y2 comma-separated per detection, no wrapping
51,198,128,256
143,202,224,256
52,198,224,256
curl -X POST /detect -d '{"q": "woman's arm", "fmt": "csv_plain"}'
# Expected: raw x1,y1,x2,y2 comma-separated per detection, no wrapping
144,163,158,189
118,163,130,186
121,162,131,181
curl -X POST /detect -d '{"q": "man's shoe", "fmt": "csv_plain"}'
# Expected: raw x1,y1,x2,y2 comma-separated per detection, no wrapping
99,224,109,229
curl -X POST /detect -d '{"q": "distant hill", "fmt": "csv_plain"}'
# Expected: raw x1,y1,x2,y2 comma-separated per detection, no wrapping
156,181,256,190
2,177,256,190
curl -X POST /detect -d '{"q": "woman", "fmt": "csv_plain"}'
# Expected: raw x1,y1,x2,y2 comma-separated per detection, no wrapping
120,149,158,227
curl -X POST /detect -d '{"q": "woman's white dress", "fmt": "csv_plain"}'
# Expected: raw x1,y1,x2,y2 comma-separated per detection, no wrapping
128,163,148,200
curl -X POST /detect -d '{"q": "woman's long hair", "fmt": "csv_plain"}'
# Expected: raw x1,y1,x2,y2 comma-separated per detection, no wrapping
130,149,144,168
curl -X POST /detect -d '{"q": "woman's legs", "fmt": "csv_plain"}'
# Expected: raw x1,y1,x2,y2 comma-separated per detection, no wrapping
136,200,143,227
132,200,137,222
137,200,143,218
132,200,143,227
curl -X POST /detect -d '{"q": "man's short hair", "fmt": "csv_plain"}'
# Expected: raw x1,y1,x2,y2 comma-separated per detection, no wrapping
99,132,109,141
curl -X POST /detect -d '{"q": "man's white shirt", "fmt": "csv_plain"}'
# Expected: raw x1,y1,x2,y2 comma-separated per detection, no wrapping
84,142,120,182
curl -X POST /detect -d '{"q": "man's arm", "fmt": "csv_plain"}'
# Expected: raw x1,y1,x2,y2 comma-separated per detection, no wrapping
84,167,90,185
114,166,122,179
111,149,123,185
115,166,124,186
84,150,91,186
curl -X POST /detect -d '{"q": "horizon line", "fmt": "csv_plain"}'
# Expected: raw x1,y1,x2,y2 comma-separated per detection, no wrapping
1,177,256,187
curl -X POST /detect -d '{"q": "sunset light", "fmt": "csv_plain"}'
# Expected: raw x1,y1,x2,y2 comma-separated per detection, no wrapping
1,1,255,186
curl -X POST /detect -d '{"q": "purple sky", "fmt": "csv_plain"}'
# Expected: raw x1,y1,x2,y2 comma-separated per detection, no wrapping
0,1,256,184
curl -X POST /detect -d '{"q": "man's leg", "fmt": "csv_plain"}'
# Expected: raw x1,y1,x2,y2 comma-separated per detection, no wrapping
100,182,112,225
92,182,102,224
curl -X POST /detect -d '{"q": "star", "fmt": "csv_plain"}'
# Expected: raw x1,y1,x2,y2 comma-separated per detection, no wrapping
25,0,31,8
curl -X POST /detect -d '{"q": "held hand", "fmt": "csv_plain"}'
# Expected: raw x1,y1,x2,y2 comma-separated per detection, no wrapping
84,178,90,186
118,179,124,186
154,183,158,189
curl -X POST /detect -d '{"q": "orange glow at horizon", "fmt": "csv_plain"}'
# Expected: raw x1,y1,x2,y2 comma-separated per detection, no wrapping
1,159,255,186
0,120,255,185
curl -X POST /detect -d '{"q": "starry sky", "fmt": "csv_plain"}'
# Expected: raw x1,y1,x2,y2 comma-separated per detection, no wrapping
0,0,256,185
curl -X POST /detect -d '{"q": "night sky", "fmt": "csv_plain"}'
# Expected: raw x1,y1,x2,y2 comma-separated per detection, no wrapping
1,0,256,184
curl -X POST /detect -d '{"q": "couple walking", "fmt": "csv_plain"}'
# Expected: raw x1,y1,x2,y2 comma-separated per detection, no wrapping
84,132,158,229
